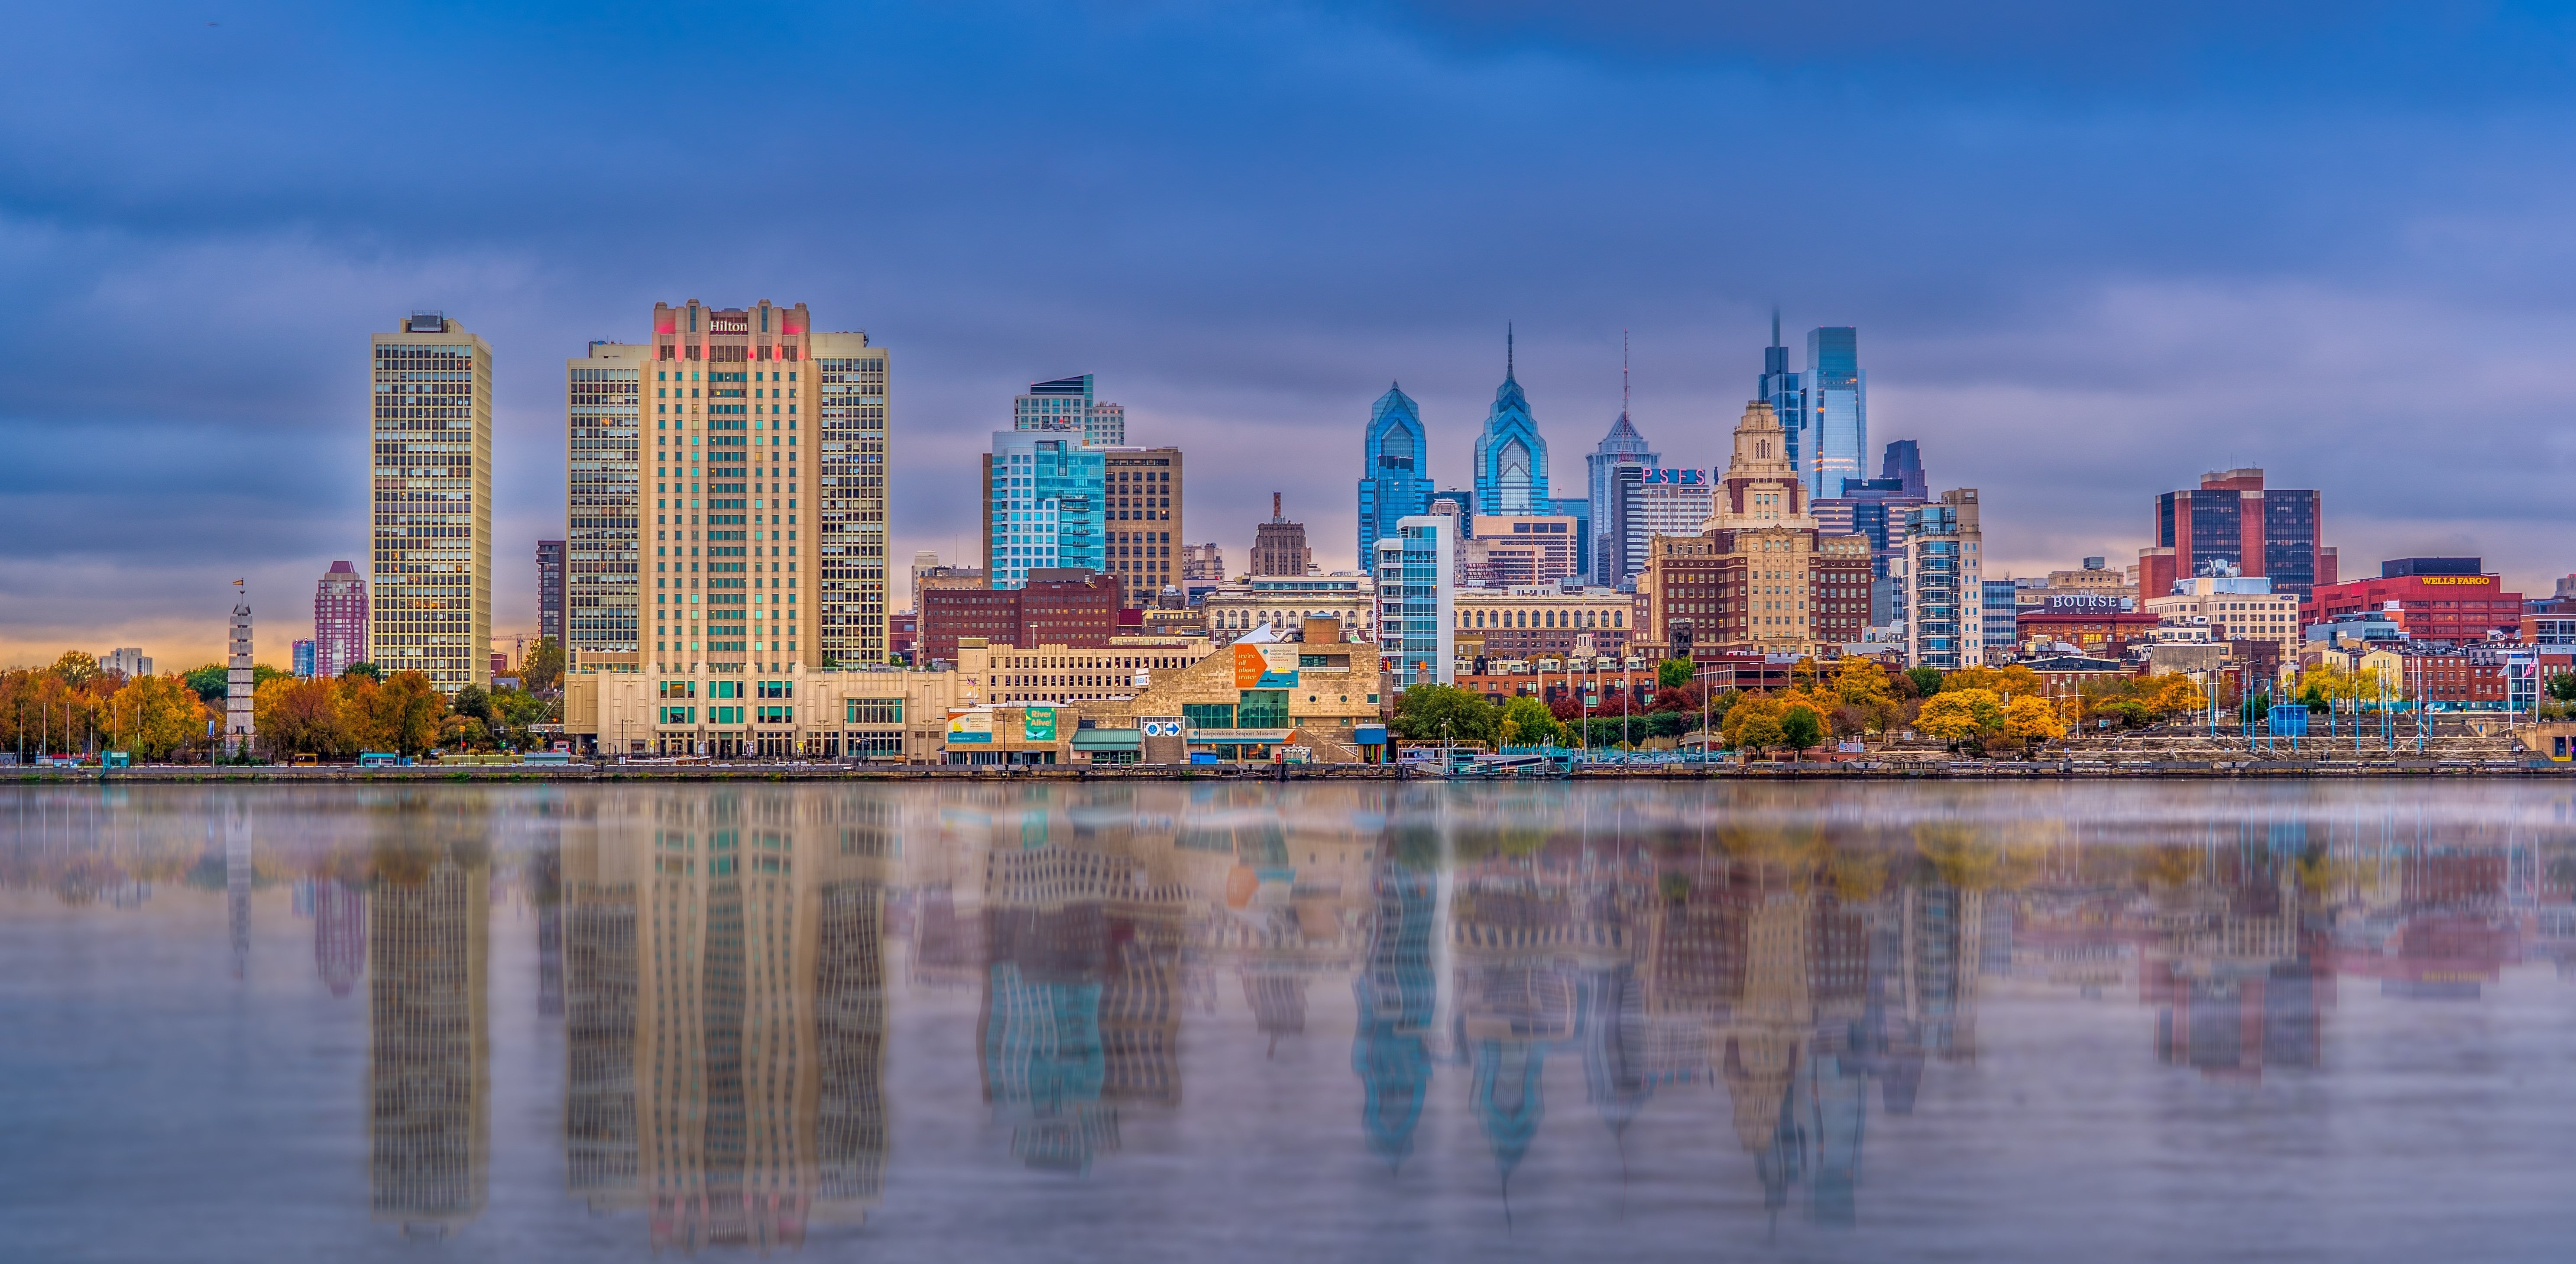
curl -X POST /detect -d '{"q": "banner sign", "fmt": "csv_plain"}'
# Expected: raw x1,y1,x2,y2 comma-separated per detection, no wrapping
946,709,992,744
1022,705,1057,743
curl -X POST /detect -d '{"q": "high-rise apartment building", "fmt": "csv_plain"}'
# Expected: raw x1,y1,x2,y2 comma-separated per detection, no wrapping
536,540,565,643
814,337,891,666
1358,384,1431,564
1015,374,1124,446
566,343,644,669
1102,447,1183,605
1251,494,1312,577
372,312,493,693
1374,515,1456,689
632,301,885,675
1472,332,1550,515
2142,468,2326,602
1904,490,1984,669
1800,327,1866,502
983,429,1102,589
313,559,369,679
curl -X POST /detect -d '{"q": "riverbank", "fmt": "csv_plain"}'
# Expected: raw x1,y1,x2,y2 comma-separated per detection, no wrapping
9,756,2570,782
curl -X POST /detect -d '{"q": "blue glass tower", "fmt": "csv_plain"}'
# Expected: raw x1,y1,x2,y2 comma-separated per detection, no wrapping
1473,328,1550,516
1357,383,1429,560
1759,310,1806,479
984,429,1104,589
1584,411,1655,587
1802,326,1866,501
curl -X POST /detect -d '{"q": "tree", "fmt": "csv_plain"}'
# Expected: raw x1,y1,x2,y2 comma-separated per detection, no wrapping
1498,695,1563,747
254,678,351,758
1657,658,1695,691
104,674,210,760
454,685,495,725
183,664,229,704
2550,673,2576,705
1734,708,1785,756
1905,666,1944,699
1780,705,1825,758
1917,688,2004,742
1832,658,1900,734
52,651,101,687
2002,694,2068,744
1944,664,2044,698
1390,684,1498,746
1721,696,1784,750
348,671,447,755
521,637,565,695
341,661,383,682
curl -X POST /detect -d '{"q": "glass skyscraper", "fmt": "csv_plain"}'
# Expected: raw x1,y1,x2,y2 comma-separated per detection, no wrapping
983,430,1103,589
1357,383,1429,562
1373,516,1455,689
1472,332,1549,516
1759,311,1806,478
1802,327,1866,502
1584,409,1654,586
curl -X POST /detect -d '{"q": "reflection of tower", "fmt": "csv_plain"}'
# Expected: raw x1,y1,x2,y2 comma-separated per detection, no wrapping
1448,861,1584,1193
1580,963,1652,1148
1241,970,1307,1056
1352,861,1436,1165
566,857,638,1209
368,851,490,1235
315,880,366,999
226,806,251,980
813,877,888,1222
1723,888,1879,1228
532,841,563,1018
1901,886,1982,1061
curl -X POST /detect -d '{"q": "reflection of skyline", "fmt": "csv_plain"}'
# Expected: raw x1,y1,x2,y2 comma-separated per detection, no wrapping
367,848,489,1236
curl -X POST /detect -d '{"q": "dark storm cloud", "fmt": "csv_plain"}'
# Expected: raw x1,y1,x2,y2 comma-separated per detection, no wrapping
6,1,2576,661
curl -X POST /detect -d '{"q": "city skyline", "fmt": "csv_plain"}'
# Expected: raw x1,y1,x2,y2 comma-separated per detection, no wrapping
10,5,2576,666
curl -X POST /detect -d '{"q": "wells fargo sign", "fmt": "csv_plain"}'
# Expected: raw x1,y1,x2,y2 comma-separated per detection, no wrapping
2420,576,2493,586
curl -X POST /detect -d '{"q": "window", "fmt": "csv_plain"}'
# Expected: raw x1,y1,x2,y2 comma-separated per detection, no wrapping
1238,689,1290,729
846,698,903,724
1183,702,1236,731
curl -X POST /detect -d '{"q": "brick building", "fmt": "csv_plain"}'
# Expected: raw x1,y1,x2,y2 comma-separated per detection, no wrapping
2306,558,2524,643
2140,468,2330,601
918,569,1121,663
2015,608,2161,658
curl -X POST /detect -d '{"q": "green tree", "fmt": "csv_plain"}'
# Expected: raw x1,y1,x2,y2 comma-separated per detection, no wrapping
183,664,228,704
1780,705,1825,758
1657,658,1695,690
2549,673,2576,704
1390,684,1499,746
340,661,383,682
1905,666,1944,698
521,637,565,694
1497,695,1563,747
454,685,495,725
52,651,101,687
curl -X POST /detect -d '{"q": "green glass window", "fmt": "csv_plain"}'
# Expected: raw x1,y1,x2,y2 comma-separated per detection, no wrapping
1238,689,1290,729
1183,702,1235,731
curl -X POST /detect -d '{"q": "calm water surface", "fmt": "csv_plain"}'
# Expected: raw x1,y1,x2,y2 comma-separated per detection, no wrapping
5,782,2576,1263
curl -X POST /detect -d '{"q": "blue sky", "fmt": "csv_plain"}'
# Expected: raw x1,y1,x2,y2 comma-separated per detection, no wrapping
8,1,2576,665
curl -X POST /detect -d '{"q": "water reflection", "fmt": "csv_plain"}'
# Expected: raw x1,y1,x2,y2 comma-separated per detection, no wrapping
10,782,2576,1261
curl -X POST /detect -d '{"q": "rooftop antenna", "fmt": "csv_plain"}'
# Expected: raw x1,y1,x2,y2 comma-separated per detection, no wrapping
1272,491,1283,522
1507,323,1515,379
1770,305,1782,349
1622,328,1630,417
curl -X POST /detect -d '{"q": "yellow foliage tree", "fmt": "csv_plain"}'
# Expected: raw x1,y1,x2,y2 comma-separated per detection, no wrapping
104,675,211,759
2148,672,2207,718
1915,688,2003,740
1943,664,2045,698
2003,693,2068,742
255,677,353,758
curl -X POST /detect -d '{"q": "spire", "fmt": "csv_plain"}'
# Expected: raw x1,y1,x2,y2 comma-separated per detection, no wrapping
1621,329,1630,417
1506,323,1515,381
1769,306,1781,349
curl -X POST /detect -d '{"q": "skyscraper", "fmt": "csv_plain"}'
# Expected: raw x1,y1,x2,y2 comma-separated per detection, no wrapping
372,312,493,693
1357,384,1430,562
292,640,316,677
636,301,882,675
536,540,565,643
1250,494,1311,576
1585,394,1656,587
813,336,892,666
1904,490,1984,669
2142,468,2326,601
1801,327,1866,503
1374,515,1455,688
1100,447,1183,607
1759,311,1807,478
314,559,368,678
983,429,1103,589
1015,374,1124,446
567,342,644,669
1472,330,1550,516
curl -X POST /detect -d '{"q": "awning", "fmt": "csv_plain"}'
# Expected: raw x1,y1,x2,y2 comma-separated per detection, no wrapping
1071,728,1142,751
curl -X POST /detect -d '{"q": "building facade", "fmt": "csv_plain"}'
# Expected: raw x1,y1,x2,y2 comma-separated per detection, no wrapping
1585,410,1656,586
1250,493,1312,576
1472,335,1549,516
373,312,494,693
1454,587,1636,662
565,340,644,670
1203,573,1375,642
1799,327,1866,502
1636,401,1873,657
2304,559,2524,643
1758,312,1806,482
1903,490,1983,670
1983,578,2020,661
1014,374,1124,447
984,429,1102,589
315,559,369,679
1099,447,1182,606
2144,468,2327,601
2144,576,2303,659
536,540,564,643
1607,468,1713,587
814,336,892,666
1459,514,1581,587
1374,515,1456,688
1358,384,1431,566
918,571,1122,663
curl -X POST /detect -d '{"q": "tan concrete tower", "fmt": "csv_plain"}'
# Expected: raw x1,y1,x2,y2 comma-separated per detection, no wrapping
371,312,494,694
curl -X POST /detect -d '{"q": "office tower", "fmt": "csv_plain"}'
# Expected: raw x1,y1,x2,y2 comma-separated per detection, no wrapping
1640,400,1870,656
1904,490,1984,669
1811,442,1931,622
1607,467,1711,587
1473,330,1550,515
1586,405,1656,586
1374,515,1456,688
1181,542,1226,584
1251,494,1312,576
226,591,253,755
639,300,881,673
567,342,645,670
314,559,370,678
814,336,892,666
536,540,565,643
983,430,1102,589
1358,384,1431,562
292,640,316,678
1801,327,1866,502
102,647,153,679
373,312,494,692
369,850,489,1234
1015,374,1124,446
2142,468,2326,601
1102,446,1183,606
1758,310,1808,480
1460,514,1581,586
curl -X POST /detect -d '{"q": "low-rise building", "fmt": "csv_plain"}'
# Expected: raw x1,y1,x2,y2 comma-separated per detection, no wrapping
2304,558,2523,643
2016,608,2161,659
2145,576,2302,656
1460,514,1581,586
1454,586,1635,661
1100,620,1387,763
918,569,1121,663
567,662,969,760
1201,572,1374,643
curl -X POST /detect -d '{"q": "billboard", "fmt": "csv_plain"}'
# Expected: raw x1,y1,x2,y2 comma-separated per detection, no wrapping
1232,642,1299,688
946,709,992,744
1022,705,1058,743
